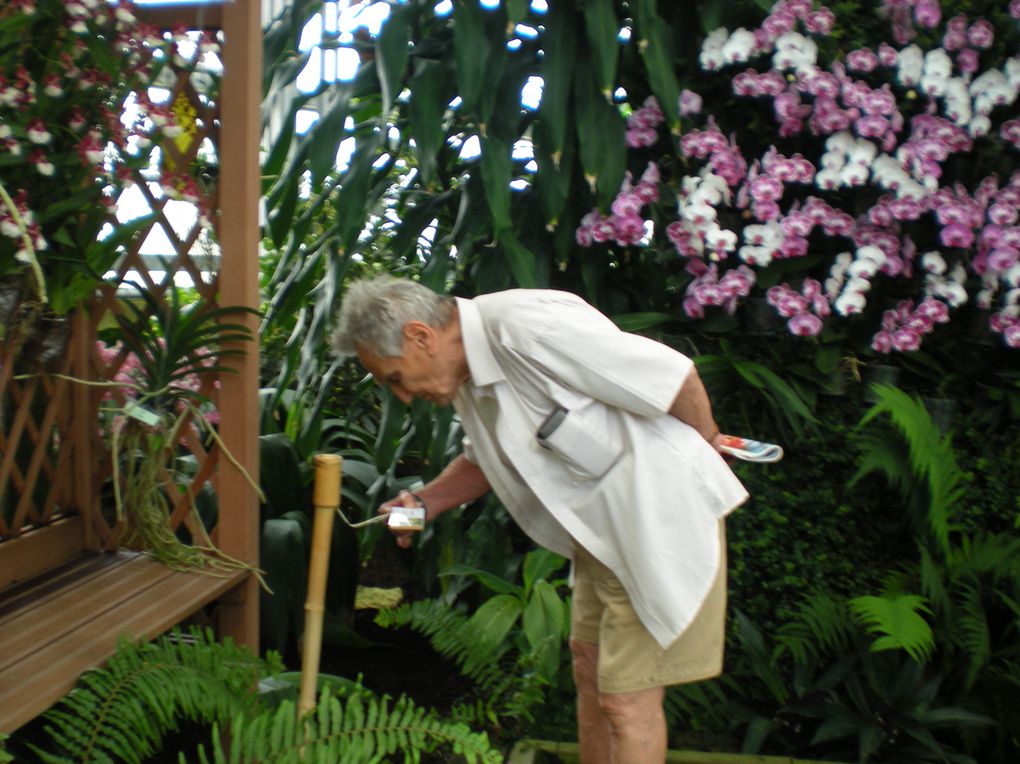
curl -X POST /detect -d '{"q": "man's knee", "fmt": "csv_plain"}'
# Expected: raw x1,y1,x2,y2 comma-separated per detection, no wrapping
596,687,665,727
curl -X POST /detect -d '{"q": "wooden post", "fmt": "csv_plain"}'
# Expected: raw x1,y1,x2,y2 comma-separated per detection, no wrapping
298,454,342,718
215,0,262,651
69,308,95,550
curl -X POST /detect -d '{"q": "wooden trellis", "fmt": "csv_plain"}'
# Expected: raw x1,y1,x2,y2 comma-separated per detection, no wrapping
0,0,261,732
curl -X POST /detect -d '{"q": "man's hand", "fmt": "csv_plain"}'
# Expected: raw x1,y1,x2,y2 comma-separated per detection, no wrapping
378,489,426,549
709,431,735,463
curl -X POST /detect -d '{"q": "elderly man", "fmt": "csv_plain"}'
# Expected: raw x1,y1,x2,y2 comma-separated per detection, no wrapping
332,275,748,763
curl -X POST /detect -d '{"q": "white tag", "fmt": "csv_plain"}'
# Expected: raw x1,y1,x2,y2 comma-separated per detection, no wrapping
124,401,163,427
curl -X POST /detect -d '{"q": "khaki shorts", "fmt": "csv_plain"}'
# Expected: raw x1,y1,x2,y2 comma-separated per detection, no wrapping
570,521,727,694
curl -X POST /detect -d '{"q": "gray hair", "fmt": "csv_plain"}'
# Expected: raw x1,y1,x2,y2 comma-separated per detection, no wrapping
331,275,454,358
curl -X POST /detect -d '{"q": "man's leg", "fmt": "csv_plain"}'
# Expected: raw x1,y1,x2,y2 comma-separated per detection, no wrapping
571,637,668,764
598,685,667,763
571,638,610,764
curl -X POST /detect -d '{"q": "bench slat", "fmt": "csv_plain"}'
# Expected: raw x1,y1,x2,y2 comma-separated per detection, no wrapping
0,554,177,673
0,552,248,733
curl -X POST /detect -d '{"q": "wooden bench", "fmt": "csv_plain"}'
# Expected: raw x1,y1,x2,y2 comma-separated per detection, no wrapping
0,518,248,733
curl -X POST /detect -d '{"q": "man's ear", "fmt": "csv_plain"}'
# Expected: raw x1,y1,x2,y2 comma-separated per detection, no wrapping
403,321,435,352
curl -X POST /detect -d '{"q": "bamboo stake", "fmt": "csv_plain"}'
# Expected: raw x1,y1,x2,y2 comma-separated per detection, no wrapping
297,453,342,718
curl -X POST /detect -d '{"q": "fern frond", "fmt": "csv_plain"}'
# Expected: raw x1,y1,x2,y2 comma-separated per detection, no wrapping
732,610,788,704
853,385,967,556
950,533,1020,583
953,581,992,692
0,734,14,764
374,600,507,687
194,689,501,764
917,546,949,613
849,594,935,665
776,593,854,664
29,627,266,764
373,599,552,733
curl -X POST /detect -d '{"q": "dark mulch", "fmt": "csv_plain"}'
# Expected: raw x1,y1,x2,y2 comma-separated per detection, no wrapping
319,537,476,715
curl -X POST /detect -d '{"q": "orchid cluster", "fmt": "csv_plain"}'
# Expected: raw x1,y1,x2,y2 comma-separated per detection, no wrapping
576,0,1020,352
0,1,219,316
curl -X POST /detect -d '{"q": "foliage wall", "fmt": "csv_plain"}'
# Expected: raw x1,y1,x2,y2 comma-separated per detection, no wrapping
252,1,1020,761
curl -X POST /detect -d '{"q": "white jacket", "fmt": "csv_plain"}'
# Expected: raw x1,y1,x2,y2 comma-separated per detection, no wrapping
453,290,749,648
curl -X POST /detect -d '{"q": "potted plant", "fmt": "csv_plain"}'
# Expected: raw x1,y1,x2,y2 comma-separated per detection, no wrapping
94,284,263,574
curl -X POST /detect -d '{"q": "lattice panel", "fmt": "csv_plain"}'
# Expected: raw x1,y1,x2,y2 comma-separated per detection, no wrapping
0,344,74,539
0,20,230,550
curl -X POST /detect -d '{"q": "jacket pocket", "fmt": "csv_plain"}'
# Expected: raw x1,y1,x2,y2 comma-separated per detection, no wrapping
536,407,622,479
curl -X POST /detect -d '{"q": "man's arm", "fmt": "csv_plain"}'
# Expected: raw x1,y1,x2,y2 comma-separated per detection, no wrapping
382,454,491,548
413,454,492,519
668,367,723,448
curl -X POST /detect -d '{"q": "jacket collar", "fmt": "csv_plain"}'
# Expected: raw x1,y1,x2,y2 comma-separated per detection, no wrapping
456,297,505,388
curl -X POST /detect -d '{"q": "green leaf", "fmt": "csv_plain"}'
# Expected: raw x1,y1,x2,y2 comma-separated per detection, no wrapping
408,59,447,188
268,176,300,248
333,132,381,255
452,0,488,122
308,88,352,190
261,514,310,654
441,563,520,597
849,594,935,664
479,133,512,231
573,57,626,205
388,193,451,263
375,3,412,117
261,97,303,192
611,312,673,332
521,549,567,595
532,116,575,226
259,433,306,520
697,0,730,34
505,0,529,24
521,580,566,652
633,0,681,130
467,594,523,653
583,0,620,99
919,707,994,729
497,229,539,289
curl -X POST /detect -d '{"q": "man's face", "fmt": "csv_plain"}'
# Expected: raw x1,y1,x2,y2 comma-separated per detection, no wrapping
357,323,465,406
